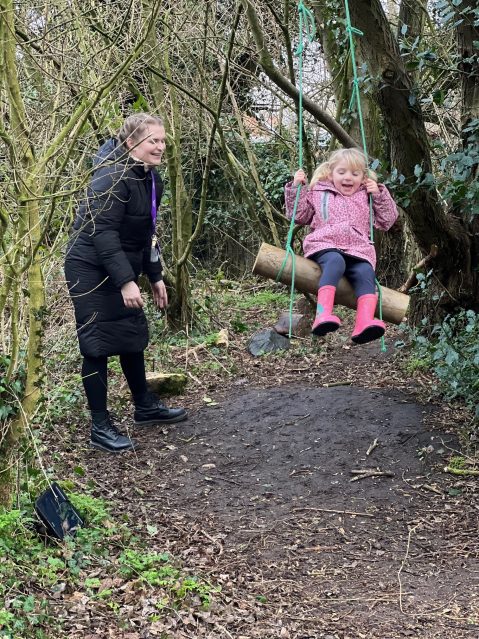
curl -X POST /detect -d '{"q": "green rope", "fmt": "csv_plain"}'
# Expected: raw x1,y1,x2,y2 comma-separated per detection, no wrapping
277,1,316,338
343,0,386,352
277,0,385,350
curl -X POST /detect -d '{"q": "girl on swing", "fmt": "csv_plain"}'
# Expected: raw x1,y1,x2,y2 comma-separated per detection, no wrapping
285,148,398,344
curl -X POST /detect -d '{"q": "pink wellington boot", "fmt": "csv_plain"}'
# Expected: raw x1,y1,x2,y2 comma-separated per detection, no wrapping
351,294,385,344
312,285,341,337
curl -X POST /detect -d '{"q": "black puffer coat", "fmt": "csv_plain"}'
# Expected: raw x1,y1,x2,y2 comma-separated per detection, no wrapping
65,139,164,358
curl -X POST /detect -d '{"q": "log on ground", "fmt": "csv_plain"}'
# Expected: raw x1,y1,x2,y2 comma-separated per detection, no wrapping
146,372,188,396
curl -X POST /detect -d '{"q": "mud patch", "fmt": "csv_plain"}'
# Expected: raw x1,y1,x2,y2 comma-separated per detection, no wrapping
150,386,454,519
77,384,478,638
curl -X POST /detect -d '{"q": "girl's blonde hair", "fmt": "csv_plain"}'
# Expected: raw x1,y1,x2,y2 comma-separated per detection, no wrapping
310,148,376,187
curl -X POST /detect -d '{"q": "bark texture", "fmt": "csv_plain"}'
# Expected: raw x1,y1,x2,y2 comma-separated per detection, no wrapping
349,0,475,305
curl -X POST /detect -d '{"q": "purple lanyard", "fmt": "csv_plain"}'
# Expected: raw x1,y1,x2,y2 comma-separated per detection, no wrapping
151,173,157,233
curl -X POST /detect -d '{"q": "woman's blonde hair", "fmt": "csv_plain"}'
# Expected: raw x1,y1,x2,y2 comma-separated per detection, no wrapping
310,148,376,187
118,113,164,148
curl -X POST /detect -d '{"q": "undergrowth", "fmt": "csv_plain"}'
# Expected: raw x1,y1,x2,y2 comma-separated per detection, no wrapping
0,487,218,638
408,309,479,433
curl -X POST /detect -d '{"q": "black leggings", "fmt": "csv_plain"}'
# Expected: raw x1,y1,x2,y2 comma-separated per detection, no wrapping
82,352,148,412
310,249,376,297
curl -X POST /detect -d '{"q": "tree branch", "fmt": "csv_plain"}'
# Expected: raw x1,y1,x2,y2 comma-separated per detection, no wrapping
240,0,358,149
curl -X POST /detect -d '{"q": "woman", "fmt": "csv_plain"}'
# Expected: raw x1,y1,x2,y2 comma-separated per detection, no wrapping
65,113,187,453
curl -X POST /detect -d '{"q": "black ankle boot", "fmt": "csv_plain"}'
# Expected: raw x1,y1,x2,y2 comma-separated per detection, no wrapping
90,411,137,453
133,392,188,426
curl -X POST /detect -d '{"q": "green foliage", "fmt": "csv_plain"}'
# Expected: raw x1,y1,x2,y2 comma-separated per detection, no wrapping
42,374,83,423
254,142,292,209
385,1,479,221
439,132,479,219
0,354,26,421
402,355,430,375
192,137,293,272
0,488,218,637
410,310,479,418
118,549,218,607
231,314,249,333
448,455,466,470
0,509,62,637
224,289,292,310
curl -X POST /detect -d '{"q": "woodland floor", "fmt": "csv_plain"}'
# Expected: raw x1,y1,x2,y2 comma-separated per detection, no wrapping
45,292,478,639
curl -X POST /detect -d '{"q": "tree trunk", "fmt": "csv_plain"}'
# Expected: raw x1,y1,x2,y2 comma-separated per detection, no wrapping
456,0,479,142
398,0,427,42
0,0,163,506
143,6,193,326
348,0,476,307
0,0,45,507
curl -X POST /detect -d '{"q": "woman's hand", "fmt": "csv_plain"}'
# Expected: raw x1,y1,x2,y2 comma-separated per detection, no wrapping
151,280,168,309
121,281,144,308
365,178,380,194
293,169,307,186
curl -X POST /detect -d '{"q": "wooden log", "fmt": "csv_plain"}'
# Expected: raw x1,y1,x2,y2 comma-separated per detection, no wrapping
252,243,409,325
146,372,187,395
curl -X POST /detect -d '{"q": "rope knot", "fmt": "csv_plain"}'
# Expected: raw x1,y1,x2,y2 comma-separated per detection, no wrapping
298,1,316,44
346,25,363,36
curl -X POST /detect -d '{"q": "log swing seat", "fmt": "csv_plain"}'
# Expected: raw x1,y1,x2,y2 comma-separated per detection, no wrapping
251,0,410,337
253,242,409,325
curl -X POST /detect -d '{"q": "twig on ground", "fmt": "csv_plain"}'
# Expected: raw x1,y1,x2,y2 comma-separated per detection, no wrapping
200,529,224,556
214,624,234,639
187,370,202,385
421,483,443,495
322,381,351,387
350,468,394,482
366,438,379,456
199,473,242,486
398,522,420,613
444,466,479,477
269,413,311,431
293,507,375,518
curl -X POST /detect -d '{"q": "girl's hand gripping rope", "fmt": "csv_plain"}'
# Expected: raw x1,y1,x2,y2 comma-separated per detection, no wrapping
293,169,308,186
364,177,379,195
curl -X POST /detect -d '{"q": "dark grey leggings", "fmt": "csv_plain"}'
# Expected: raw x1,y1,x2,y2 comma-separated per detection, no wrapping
309,249,376,297
82,352,148,412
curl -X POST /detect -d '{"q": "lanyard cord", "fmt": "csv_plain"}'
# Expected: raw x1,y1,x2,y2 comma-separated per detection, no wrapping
151,172,157,233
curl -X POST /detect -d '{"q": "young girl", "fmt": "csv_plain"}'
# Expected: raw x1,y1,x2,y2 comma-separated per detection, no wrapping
284,148,398,344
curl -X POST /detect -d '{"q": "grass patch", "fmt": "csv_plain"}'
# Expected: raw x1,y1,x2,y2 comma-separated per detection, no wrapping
223,289,293,310
0,487,219,638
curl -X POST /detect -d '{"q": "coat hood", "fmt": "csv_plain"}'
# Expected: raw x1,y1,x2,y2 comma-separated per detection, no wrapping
92,138,129,168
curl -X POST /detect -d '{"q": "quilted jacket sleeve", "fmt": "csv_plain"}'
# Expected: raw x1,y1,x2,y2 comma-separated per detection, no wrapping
284,181,315,225
372,184,398,231
88,166,137,288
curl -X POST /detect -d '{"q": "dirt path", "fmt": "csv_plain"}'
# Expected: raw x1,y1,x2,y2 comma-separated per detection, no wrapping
68,326,479,639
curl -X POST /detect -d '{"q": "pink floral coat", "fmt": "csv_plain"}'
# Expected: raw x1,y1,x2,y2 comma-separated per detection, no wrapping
284,180,398,269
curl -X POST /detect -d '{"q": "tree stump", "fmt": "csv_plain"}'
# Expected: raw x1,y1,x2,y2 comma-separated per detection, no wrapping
273,313,311,337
